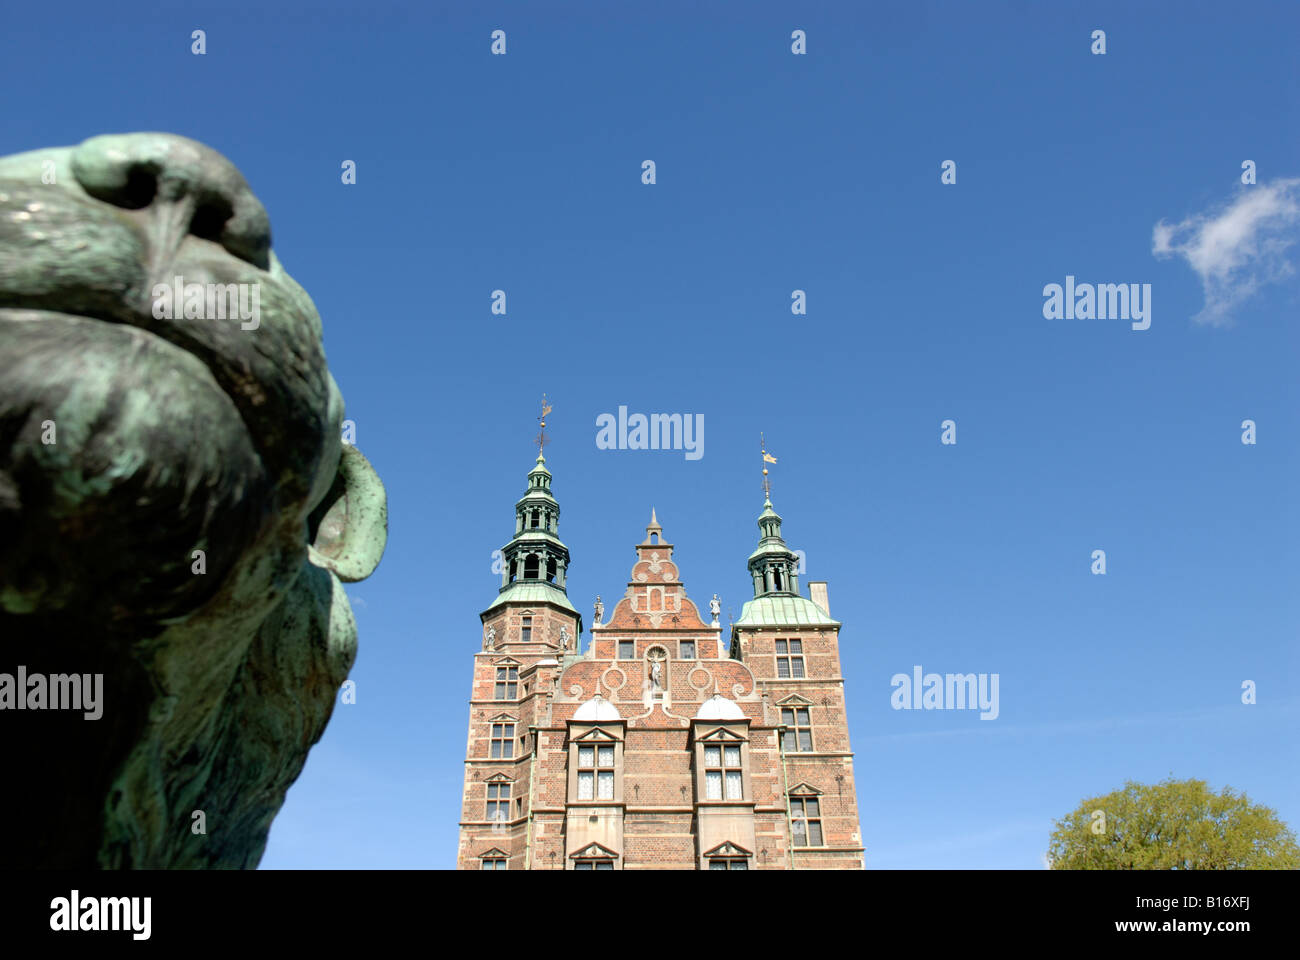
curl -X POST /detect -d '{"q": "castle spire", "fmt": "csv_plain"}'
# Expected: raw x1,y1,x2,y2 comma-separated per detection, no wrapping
747,435,800,598
482,403,579,622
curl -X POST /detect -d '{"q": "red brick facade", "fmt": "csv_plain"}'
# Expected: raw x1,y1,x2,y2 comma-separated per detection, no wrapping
457,497,863,870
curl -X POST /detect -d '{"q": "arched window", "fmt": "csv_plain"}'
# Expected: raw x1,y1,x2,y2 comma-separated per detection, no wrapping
773,567,784,591
523,554,540,579
546,557,557,583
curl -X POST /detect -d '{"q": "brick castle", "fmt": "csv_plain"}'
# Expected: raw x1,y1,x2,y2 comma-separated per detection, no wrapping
456,452,864,869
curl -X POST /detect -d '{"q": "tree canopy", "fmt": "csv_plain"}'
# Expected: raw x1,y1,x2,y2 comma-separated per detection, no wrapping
1047,778,1299,869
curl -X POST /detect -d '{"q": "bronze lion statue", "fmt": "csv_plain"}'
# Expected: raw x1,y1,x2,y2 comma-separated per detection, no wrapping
0,133,386,867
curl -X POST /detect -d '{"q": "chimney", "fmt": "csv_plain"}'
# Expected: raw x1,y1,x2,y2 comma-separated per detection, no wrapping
808,581,829,616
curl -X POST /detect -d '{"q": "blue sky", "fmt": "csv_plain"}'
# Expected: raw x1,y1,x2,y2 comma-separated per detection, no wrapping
6,0,1298,868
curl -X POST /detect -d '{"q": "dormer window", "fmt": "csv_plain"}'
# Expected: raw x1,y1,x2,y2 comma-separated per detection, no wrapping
703,743,743,800
576,743,615,800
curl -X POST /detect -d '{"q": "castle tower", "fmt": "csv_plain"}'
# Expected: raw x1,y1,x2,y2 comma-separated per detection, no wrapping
456,454,583,870
730,494,865,868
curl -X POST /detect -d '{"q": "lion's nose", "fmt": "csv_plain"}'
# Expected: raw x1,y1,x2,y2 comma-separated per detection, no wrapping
69,133,271,271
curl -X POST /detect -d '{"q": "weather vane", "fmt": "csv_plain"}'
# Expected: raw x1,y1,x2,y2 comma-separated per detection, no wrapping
535,394,553,454
760,432,778,500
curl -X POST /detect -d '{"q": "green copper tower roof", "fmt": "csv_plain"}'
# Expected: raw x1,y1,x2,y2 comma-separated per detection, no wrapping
484,453,579,618
734,495,839,629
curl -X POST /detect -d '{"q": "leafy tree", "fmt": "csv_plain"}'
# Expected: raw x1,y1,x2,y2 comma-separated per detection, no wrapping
1047,778,1299,869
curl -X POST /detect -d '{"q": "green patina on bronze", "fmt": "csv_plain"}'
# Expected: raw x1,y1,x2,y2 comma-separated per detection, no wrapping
0,133,387,868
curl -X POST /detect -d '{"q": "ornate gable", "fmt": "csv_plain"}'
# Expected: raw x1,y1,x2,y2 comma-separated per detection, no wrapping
599,512,711,631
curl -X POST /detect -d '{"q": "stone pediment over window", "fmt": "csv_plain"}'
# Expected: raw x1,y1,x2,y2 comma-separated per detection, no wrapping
479,847,509,859
571,726,623,743
775,693,813,707
695,726,748,743
488,712,520,723
492,656,522,666
787,781,823,796
570,842,620,861
483,772,514,784
702,840,752,860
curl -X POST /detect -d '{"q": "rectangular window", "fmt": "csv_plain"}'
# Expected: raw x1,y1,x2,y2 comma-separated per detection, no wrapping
702,743,743,800
776,639,805,679
520,617,532,643
576,741,616,802
709,859,748,870
618,640,635,659
489,722,515,759
485,782,509,821
494,666,518,699
574,860,614,870
781,707,813,752
679,640,696,659
482,857,507,870
790,796,823,847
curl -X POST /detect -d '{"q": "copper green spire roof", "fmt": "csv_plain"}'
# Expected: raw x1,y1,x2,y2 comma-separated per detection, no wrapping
745,497,799,587
734,493,839,629
484,453,578,618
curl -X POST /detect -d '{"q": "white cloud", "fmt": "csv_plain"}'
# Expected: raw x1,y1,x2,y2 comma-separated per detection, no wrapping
1152,178,1300,325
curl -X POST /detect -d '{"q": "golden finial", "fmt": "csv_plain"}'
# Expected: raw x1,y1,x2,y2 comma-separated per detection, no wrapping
535,394,553,454
760,432,778,500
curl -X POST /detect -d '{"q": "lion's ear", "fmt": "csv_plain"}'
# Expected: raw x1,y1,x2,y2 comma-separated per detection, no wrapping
306,444,387,582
